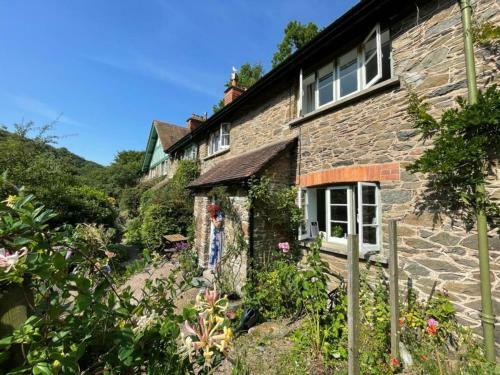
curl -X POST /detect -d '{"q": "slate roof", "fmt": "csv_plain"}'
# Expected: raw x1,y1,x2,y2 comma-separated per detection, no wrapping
189,138,297,188
153,120,189,150
142,120,189,171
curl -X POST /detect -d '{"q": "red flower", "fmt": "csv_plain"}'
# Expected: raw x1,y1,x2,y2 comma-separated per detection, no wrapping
390,356,400,367
399,317,405,327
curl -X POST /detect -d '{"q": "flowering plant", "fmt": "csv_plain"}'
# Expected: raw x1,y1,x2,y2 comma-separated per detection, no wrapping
179,287,233,372
278,242,290,253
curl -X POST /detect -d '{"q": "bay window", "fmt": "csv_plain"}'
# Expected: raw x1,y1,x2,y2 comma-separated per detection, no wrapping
208,123,230,155
299,23,391,116
298,182,381,254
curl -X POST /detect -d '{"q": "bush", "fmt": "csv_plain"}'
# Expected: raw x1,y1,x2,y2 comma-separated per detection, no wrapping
0,192,188,374
124,160,199,251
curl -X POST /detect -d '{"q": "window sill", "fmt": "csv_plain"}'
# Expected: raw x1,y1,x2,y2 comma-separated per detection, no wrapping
203,148,230,161
289,77,400,128
299,238,388,266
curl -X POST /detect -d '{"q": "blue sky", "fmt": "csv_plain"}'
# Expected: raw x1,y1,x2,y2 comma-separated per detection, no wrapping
0,0,357,165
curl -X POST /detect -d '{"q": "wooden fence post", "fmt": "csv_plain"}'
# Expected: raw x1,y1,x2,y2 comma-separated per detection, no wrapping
388,220,400,361
347,234,360,375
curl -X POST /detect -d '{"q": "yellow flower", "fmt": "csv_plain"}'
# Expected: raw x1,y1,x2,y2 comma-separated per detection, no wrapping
3,195,17,207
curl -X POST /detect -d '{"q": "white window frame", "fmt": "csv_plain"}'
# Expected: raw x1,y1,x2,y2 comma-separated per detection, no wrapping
300,183,381,253
326,185,354,244
298,188,308,240
361,23,382,89
208,123,231,156
317,63,335,108
336,47,361,100
357,182,381,253
297,23,387,117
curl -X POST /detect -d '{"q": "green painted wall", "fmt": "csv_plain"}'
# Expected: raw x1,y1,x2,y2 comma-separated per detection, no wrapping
150,138,167,167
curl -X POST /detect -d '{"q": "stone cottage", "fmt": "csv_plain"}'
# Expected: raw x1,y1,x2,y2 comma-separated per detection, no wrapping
165,0,499,348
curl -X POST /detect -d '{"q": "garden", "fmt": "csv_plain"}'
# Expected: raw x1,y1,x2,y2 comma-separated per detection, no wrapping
1,85,499,374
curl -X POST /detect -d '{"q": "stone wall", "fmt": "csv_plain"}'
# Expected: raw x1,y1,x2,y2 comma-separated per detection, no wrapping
190,0,499,349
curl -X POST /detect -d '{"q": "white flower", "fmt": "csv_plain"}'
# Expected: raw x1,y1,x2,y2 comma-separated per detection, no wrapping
0,247,27,272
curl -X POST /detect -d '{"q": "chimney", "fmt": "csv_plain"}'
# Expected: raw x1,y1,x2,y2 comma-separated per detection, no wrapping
223,69,245,106
187,113,205,132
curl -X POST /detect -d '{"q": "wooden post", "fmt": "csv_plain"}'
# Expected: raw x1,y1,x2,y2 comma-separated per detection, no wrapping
347,234,360,375
388,220,400,361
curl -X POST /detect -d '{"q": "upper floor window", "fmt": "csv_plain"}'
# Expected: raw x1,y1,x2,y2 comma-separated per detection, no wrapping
208,123,230,155
299,24,391,116
182,144,197,160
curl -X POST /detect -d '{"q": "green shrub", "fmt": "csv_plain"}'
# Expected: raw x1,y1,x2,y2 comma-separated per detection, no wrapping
124,216,142,245
0,192,188,374
124,160,199,251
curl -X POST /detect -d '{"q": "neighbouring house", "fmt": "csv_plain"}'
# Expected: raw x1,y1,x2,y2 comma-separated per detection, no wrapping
166,0,499,349
141,120,190,180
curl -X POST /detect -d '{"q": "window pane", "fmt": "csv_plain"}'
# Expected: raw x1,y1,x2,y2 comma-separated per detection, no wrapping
361,185,376,204
331,205,347,221
364,32,377,59
365,56,378,85
331,222,348,239
363,226,377,245
330,189,347,204
362,206,377,224
381,30,391,81
339,53,358,98
318,72,333,106
304,82,315,114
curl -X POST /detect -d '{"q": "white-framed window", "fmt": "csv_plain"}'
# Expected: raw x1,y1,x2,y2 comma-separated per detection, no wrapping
182,144,197,160
208,123,231,155
299,23,391,116
299,182,381,254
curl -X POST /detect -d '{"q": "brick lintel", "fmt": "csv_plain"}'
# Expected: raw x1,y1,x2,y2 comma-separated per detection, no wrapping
297,162,400,187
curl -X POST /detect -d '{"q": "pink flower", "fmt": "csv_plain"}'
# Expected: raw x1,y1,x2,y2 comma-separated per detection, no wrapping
0,247,27,272
426,318,438,335
104,250,116,259
278,242,290,253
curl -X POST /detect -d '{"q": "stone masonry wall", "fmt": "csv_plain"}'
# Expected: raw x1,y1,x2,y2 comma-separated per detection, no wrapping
191,0,499,349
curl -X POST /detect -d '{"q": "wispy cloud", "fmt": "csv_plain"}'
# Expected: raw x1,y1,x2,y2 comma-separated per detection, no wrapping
84,53,219,98
4,93,88,128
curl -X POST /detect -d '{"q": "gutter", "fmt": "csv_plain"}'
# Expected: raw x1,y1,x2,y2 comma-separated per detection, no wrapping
166,0,407,154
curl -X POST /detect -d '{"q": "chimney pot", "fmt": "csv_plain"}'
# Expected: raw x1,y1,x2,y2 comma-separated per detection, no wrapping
187,113,205,132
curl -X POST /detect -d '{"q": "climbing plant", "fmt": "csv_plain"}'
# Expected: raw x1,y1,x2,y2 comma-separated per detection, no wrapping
406,85,500,228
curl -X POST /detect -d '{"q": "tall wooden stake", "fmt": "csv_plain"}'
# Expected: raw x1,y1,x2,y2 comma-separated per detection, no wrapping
347,234,360,375
388,220,400,361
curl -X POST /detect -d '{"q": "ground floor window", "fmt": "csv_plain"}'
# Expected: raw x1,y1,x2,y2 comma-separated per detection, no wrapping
299,182,381,253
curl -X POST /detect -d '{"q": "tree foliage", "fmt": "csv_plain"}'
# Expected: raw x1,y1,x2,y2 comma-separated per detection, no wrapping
271,21,320,67
406,85,500,227
0,123,117,226
212,62,265,114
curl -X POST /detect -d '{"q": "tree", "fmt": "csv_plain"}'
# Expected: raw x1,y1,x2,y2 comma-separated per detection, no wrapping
0,122,117,226
226,62,264,89
105,150,145,194
212,63,265,114
272,21,320,67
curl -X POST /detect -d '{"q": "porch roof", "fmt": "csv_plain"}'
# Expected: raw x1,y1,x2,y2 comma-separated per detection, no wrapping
188,138,297,189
